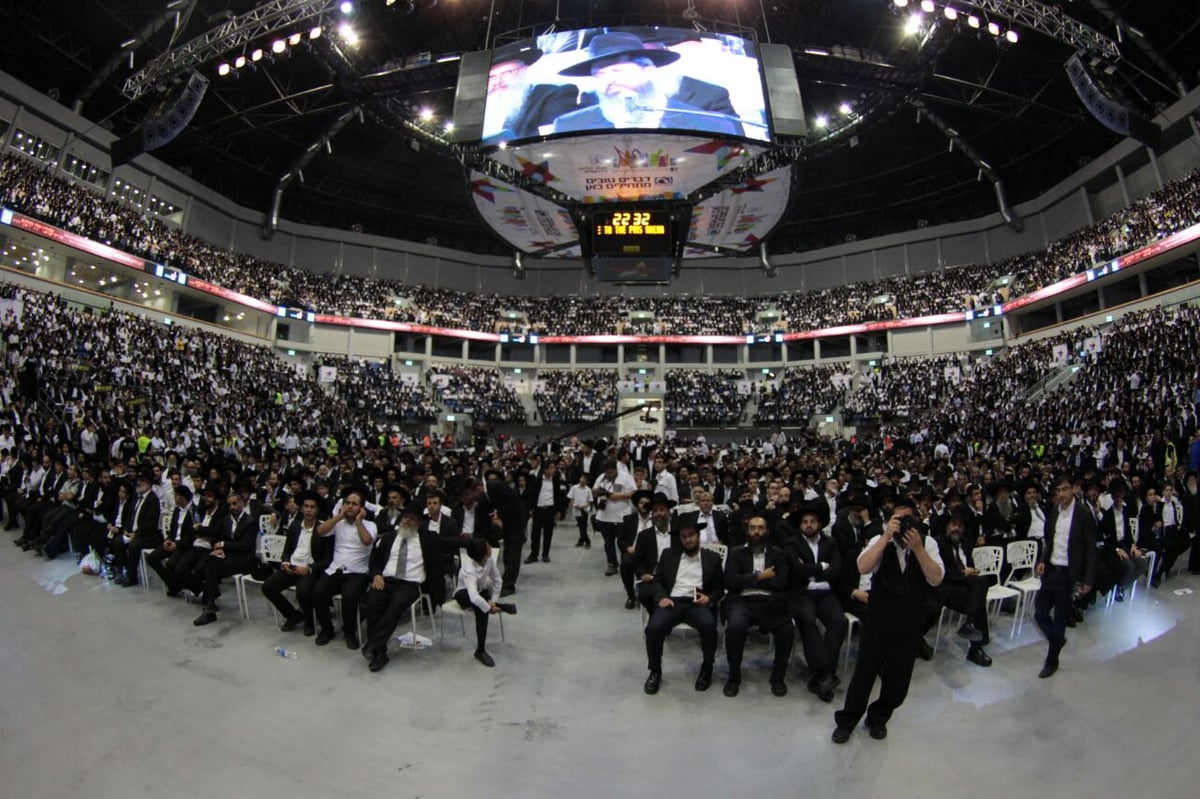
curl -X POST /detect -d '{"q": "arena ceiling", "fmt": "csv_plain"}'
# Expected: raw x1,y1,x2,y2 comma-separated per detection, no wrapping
2,0,1198,258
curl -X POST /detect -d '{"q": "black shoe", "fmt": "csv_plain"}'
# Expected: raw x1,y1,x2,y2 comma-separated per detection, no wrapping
497,603,517,615
165,588,181,598
956,623,984,643
192,610,217,626
500,586,516,597
575,540,586,548
121,577,140,588
303,623,316,636
361,645,373,660
345,633,360,650
644,671,662,694
524,555,538,564
917,640,934,661
867,723,888,740
624,596,637,610
542,555,550,563
315,629,335,646
832,727,853,744
770,679,788,697
32,546,44,557
280,615,304,632
1066,616,1076,628
604,564,618,576
817,674,838,702
966,646,993,667
368,651,389,672
474,649,496,668
1038,661,1058,679
723,679,740,697
694,665,713,692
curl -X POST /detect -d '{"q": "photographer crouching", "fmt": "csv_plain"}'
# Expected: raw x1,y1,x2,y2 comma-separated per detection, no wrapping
833,495,944,744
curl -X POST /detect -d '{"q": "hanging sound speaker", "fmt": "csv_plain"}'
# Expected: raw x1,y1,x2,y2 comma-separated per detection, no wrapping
1065,54,1160,149
111,71,209,166
450,50,491,143
760,43,806,138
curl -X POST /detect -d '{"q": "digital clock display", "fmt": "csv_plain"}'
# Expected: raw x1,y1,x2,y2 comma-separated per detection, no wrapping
590,208,673,256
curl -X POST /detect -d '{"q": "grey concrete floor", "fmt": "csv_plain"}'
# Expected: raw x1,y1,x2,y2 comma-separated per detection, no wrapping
2,528,1198,799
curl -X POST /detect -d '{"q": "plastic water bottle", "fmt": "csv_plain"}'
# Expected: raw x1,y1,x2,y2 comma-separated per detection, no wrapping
274,646,298,660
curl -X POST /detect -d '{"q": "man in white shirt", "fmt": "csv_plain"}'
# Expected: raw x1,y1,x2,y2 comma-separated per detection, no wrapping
652,455,679,504
262,491,327,636
1033,475,1096,679
594,461,636,576
311,490,378,649
567,472,593,548
453,537,517,668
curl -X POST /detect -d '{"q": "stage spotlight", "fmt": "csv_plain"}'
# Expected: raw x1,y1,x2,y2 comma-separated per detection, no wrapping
920,0,935,12
338,22,358,45
443,121,455,133
943,7,958,20
340,1,354,14
250,48,263,62
893,0,908,7
419,107,434,121
839,102,852,115
217,62,231,76
309,26,322,39
904,13,923,35
234,55,246,68
815,114,828,128
1005,29,1019,44
967,14,981,29
987,21,1001,36
288,32,302,46
272,39,287,54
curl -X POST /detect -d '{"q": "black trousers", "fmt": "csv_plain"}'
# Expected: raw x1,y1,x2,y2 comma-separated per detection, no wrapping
313,570,369,637
529,507,557,559
262,568,319,625
111,534,161,581
574,512,590,544
644,597,717,672
930,576,990,645
455,588,493,650
501,519,527,591
620,553,643,601
725,596,795,682
199,553,256,607
834,626,921,730
1160,527,1192,575
793,591,847,676
1033,567,1072,661
145,544,189,590
364,578,421,655
596,520,620,567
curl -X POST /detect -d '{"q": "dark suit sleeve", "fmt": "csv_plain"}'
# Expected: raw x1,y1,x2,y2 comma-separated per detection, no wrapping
705,550,725,605
1081,510,1098,587
224,515,259,555
135,493,161,540
648,550,675,605
368,533,391,578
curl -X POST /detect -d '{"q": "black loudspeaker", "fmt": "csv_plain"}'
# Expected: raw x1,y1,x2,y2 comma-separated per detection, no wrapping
111,71,209,166
1065,54,1160,149
760,43,806,138
451,50,491,144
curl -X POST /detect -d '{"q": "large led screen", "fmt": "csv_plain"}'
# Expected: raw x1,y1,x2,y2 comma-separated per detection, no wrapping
482,27,770,146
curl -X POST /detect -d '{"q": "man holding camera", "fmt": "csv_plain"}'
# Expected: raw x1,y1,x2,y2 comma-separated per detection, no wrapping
833,496,943,744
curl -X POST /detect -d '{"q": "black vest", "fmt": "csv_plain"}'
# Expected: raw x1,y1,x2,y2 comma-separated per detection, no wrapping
868,541,932,636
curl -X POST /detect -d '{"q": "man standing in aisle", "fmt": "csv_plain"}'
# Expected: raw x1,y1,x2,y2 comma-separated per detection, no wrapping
832,497,943,743
1034,475,1096,678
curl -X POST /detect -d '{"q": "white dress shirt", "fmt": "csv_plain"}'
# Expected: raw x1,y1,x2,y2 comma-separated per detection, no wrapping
1051,501,1074,566
382,532,424,582
859,534,945,580
671,550,704,598
323,518,378,575
456,554,503,613
288,521,317,567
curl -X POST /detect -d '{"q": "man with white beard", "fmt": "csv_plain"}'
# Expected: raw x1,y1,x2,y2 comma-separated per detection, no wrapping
362,501,460,672
481,47,583,144
551,32,741,135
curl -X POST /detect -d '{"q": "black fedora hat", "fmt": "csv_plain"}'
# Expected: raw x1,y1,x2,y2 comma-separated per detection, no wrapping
559,32,680,77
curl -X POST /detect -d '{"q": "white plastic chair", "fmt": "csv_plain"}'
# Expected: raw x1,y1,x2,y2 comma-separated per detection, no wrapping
1004,540,1042,635
235,534,287,619
973,545,1021,638
841,611,860,670
702,542,729,569
440,598,506,644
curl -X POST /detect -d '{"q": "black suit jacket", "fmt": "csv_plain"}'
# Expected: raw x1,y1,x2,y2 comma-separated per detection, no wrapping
525,471,570,515
724,544,790,595
163,506,196,547
219,511,260,557
1041,501,1098,587
484,480,528,545
676,508,731,545
648,547,725,606
786,533,842,591
632,526,678,579
367,528,451,606
126,491,161,540
1098,505,1133,552
620,510,654,549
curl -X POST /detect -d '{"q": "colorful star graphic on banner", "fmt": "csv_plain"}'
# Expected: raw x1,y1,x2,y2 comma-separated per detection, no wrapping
741,233,762,246
684,140,747,169
469,178,497,202
731,175,775,194
516,156,557,184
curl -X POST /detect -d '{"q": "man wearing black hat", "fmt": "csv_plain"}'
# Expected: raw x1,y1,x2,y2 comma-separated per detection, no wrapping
788,504,846,701
482,46,585,144
833,496,943,743
642,521,725,695
362,501,457,672
831,491,878,610
261,491,331,635
551,32,741,135
619,488,656,608
929,510,993,667
192,490,259,625
628,492,678,613
723,515,794,698
144,484,195,595
110,470,162,587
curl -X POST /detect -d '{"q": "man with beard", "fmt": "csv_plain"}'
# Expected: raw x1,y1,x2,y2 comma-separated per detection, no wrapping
788,505,846,701
482,48,584,144
552,32,741,135
723,515,793,698
361,502,454,672
628,492,676,613
642,521,724,695
928,510,993,667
